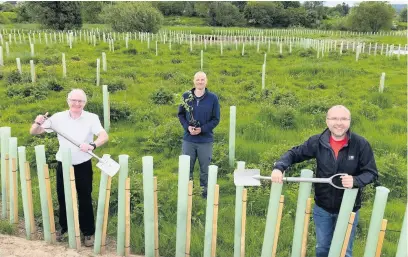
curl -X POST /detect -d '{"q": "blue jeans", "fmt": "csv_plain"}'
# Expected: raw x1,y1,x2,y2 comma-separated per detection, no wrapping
313,205,359,257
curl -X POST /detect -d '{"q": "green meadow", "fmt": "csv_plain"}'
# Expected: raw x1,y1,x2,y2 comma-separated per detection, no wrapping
0,26,406,256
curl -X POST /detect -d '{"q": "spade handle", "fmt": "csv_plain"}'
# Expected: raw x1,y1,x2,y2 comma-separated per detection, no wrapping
254,173,349,190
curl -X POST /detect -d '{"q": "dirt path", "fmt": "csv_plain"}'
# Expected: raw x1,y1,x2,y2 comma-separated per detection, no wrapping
0,234,144,257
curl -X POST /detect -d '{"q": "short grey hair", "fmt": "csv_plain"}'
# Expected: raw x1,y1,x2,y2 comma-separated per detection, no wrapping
67,89,87,102
194,71,207,80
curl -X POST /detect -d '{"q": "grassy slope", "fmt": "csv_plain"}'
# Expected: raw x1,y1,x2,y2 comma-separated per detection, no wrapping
0,27,406,256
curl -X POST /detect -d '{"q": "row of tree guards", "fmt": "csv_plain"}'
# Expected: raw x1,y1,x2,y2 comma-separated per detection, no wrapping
0,27,406,39
0,31,400,94
0,84,407,256
0,131,406,257
0,29,406,58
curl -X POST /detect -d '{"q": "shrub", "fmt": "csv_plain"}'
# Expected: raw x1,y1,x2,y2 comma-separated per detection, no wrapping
273,107,297,129
358,101,381,121
86,100,133,123
150,88,174,105
101,2,163,33
370,93,392,109
106,80,127,93
123,48,138,55
42,79,64,92
7,83,48,100
6,70,23,85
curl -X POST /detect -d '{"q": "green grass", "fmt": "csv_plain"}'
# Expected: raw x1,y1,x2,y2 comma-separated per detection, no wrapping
0,28,406,256
0,219,16,235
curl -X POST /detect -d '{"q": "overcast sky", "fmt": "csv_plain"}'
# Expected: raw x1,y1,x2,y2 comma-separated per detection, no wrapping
320,1,407,7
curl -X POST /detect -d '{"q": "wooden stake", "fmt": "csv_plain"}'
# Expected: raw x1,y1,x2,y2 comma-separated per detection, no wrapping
101,176,112,254
211,184,220,257
125,178,131,257
185,181,193,257
25,162,36,238
69,167,81,249
340,212,356,257
12,158,18,224
375,219,388,257
272,195,285,256
5,154,9,219
44,164,56,243
154,176,159,257
240,189,248,257
301,198,312,257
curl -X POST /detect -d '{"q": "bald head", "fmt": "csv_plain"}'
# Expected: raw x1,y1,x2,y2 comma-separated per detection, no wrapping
326,105,351,119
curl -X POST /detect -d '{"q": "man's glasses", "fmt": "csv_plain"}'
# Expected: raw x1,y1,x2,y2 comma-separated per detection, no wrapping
68,99,86,104
326,117,351,122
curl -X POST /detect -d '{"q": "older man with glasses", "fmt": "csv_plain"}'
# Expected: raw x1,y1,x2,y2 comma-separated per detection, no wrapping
271,105,378,257
30,89,108,247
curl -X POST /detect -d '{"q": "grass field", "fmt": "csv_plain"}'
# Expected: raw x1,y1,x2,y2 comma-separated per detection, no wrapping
0,26,406,256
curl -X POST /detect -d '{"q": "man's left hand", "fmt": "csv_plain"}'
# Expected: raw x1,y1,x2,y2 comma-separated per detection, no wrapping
191,127,201,135
79,143,94,152
340,175,354,188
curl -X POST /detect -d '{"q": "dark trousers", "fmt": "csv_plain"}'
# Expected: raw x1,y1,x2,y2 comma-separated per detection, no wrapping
182,140,213,188
56,160,95,236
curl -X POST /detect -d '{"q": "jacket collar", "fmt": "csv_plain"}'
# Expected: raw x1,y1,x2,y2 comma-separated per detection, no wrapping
319,128,352,148
190,88,208,99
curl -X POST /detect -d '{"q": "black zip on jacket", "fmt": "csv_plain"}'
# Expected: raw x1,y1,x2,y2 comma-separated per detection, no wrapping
273,128,378,213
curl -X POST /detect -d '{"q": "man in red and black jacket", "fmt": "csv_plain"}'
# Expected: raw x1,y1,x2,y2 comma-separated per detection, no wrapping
271,105,378,257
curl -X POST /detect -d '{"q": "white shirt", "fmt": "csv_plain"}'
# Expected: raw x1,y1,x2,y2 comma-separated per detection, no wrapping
42,110,104,165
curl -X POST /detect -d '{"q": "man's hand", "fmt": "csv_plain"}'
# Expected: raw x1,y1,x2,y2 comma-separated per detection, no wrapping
341,175,354,188
271,169,283,183
34,112,49,126
188,126,201,135
79,143,94,152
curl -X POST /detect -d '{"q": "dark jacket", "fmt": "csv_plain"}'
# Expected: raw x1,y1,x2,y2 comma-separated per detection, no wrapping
273,128,378,213
178,88,220,143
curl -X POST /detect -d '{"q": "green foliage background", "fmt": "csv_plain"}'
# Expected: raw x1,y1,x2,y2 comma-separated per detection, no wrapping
0,27,406,256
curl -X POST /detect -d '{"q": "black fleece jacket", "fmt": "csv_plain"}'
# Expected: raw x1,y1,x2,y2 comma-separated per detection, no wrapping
273,128,378,213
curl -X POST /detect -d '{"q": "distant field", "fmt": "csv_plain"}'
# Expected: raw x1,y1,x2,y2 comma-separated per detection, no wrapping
0,27,406,256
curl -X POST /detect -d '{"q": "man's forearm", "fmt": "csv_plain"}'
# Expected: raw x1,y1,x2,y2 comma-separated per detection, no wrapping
94,131,109,147
29,123,44,135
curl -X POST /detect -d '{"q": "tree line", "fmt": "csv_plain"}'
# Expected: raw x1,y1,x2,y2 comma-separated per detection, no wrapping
0,1,405,33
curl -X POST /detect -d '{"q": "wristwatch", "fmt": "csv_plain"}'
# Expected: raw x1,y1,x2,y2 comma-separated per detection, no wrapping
89,142,97,150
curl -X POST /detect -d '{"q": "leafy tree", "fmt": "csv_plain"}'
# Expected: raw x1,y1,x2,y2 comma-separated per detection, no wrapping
304,1,326,20
400,7,407,22
101,2,163,33
25,2,82,30
342,2,350,15
282,1,301,9
156,1,185,16
183,2,195,16
15,2,33,23
232,1,247,12
333,2,350,16
0,3,15,12
194,2,209,17
286,7,308,27
244,2,285,27
80,2,106,23
348,2,394,32
208,2,245,27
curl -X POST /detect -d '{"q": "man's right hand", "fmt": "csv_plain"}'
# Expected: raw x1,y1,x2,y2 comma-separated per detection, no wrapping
271,169,283,183
34,112,48,125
